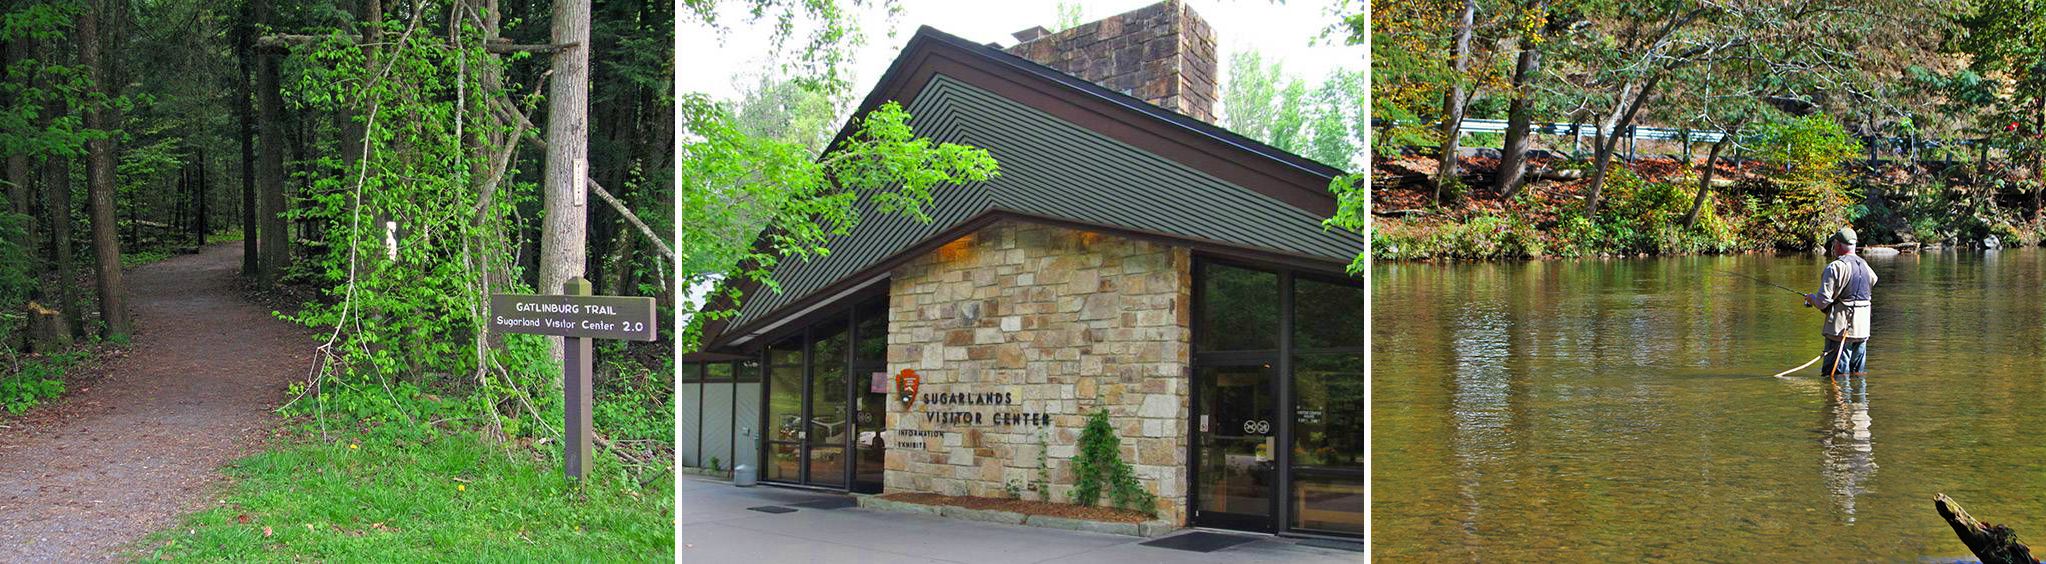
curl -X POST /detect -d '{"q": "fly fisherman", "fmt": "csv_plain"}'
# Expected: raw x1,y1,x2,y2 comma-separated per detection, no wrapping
1803,227,1877,377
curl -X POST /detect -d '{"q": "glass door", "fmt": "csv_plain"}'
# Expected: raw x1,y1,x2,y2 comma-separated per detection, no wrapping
1194,363,1278,531
806,320,849,487
851,301,889,493
764,339,805,482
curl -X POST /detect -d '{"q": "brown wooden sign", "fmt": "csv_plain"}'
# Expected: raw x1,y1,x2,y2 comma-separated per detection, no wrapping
489,292,657,342
489,278,658,480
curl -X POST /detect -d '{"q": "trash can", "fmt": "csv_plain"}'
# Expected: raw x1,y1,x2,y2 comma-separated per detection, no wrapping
733,464,757,487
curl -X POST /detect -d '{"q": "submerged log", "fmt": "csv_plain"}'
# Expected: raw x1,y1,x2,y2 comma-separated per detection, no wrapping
1935,493,2039,564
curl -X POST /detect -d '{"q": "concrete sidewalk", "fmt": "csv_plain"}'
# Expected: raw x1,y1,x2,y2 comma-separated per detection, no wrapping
679,475,1362,564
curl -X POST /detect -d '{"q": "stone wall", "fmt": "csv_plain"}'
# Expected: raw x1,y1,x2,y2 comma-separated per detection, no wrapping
884,221,1194,525
1005,0,1219,123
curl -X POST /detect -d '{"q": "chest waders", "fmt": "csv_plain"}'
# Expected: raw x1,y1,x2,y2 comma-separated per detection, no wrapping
1825,255,1875,380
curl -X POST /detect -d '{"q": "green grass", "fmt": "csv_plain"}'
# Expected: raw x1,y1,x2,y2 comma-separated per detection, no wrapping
208,228,246,243
137,426,673,562
121,248,175,267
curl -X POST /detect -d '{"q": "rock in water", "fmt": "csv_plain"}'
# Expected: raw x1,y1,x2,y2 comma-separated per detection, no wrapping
1862,247,1901,258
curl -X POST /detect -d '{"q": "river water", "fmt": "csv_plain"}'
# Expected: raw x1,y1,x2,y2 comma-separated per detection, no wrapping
1372,248,2046,561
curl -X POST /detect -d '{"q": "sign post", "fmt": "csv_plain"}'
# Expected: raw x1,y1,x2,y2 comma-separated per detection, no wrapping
490,276,657,480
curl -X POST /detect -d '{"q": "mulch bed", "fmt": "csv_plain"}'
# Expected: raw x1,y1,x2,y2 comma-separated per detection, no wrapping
878,492,1152,523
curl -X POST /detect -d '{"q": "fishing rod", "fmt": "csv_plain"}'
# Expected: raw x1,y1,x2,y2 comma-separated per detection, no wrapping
1719,269,1832,377
1717,269,1805,298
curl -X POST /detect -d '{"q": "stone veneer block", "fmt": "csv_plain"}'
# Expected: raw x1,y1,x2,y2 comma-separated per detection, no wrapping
1003,0,1218,123
886,220,1194,526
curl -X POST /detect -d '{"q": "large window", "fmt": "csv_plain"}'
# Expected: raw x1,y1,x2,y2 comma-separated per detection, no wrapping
756,294,890,490
1193,260,1362,538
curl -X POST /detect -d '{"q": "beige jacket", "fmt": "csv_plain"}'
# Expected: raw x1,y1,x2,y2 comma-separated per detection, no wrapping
1811,256,1876,340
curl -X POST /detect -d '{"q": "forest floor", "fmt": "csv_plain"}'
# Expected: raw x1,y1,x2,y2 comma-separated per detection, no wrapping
0,244,310,562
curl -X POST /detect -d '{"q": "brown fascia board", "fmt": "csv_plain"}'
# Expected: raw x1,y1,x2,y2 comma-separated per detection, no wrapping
696,26,1356,353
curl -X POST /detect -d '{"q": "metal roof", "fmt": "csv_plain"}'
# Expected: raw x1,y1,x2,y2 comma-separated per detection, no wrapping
726,74,1361,333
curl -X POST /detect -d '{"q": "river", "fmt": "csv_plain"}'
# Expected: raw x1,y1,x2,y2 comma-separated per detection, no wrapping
1372,248,2046,561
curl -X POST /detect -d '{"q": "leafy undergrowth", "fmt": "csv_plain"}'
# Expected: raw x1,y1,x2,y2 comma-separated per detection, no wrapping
0,348,93,415
136,425,672,561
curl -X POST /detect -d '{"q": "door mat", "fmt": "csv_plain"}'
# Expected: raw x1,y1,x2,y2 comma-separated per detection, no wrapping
791,498,858,510
746,506,798,514
1138,531,1261,552
1297,538,1364,552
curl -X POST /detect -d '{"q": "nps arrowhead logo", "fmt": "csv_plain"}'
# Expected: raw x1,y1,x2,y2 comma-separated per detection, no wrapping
896,368,920,406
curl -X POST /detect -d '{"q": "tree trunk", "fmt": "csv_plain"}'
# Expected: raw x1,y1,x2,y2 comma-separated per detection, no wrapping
42,102,80,338
80,0,130,338
1496,33,1542,200
541,0,592,364
5,35,36,269
1934,494,2037,564
236,1,260,276
1584,74,1662,217
196,150,208,246
1433,0,1475,202
1683,138,1728,229
26,302,72,354
255,0,290,285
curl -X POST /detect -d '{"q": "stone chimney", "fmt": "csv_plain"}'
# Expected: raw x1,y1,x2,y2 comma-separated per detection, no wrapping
1004,0,1218,123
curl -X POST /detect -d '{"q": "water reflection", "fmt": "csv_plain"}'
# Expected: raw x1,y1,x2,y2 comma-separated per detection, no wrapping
1375,249,2046,561
1451,303,1512,541
1820,374,1875,522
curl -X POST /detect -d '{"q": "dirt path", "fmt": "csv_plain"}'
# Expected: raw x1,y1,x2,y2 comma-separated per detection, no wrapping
0,244,311,562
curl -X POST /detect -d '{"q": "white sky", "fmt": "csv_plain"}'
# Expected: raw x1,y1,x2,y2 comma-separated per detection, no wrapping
676,0,1364,107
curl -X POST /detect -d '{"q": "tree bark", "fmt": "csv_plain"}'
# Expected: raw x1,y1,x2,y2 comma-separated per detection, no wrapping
1934,494,2038,564
1496,32,1542,199
1584,74,1663,217
255,0,290,285
80,0,130,338
44,154,80,338
1433,0,1475,202
6,35,38,274
541,0,592,364
196,150,208,246
1683,138,1728,229
236,0,260,276
41,61,81,338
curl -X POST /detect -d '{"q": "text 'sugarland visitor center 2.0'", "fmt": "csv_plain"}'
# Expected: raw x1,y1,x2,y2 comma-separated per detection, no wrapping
683,1,1362,539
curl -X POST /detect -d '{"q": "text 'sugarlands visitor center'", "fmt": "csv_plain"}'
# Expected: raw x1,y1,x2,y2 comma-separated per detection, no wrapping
683,1,1362,539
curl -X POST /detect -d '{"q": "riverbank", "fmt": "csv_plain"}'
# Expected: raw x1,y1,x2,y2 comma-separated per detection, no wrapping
1371,153,2043,261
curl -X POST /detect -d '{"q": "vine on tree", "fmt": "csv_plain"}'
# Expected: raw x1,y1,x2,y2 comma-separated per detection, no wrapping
277,3,555,443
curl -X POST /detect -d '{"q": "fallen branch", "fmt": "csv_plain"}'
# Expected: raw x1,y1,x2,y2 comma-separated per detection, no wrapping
1935,493,2039,564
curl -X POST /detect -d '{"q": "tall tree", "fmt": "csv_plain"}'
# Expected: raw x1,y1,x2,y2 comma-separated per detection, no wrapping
235,0,259,277
542,0,593,363
254,0,288,283
1434,0,1476,202
1495,1,1569,199
79,0,129,337
1953,0,2046,219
